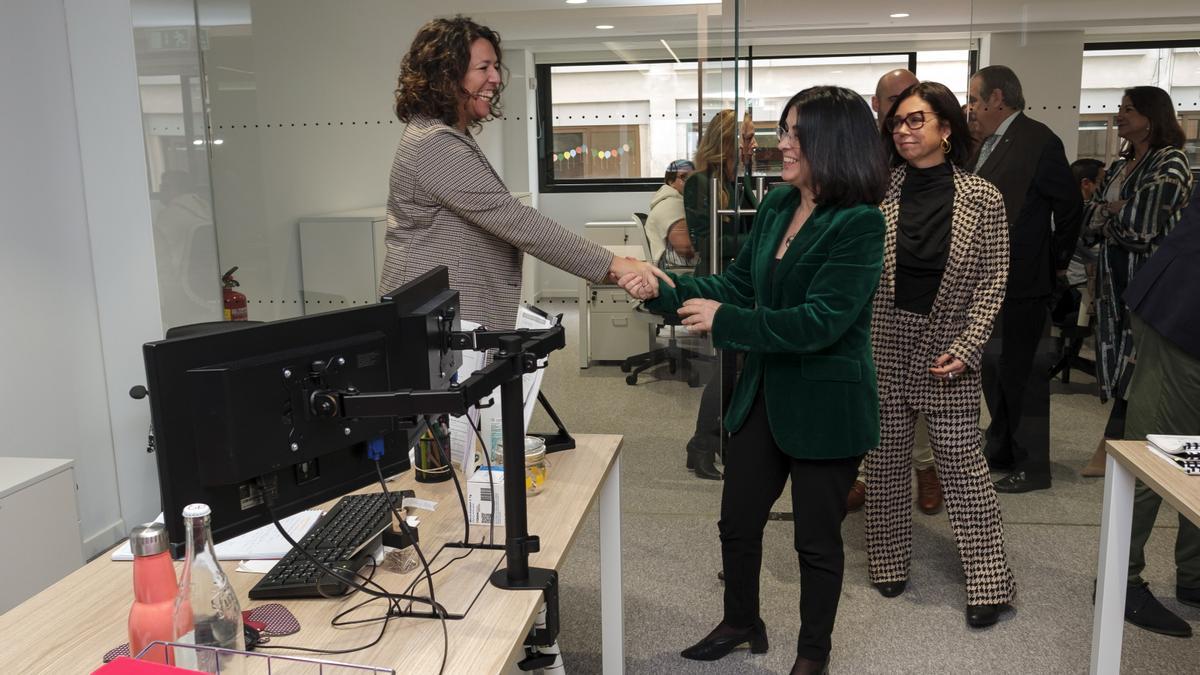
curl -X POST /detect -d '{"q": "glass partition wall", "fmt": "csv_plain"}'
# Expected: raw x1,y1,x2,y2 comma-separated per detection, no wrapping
126,2,1200,670
130,0,1200,458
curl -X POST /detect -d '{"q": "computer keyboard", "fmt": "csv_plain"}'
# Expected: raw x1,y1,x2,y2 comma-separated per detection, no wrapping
249,492,395,600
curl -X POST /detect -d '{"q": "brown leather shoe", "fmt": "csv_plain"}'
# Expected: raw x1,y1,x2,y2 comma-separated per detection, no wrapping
916,467,943,515
846,480,866,512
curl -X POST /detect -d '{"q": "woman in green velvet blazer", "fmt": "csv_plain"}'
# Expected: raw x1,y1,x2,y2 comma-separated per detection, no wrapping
620,86,888,674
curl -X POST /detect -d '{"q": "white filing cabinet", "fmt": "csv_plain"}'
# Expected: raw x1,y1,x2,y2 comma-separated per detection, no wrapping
584,220,646,249
298,207,388,314
579,244,654,367
0,457,83,614
299,193,535,314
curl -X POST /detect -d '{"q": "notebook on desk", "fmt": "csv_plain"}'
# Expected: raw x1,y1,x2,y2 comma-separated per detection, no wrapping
1146,435,1200,476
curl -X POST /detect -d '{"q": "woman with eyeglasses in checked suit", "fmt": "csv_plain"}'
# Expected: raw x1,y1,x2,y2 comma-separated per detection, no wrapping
865,81,1016,629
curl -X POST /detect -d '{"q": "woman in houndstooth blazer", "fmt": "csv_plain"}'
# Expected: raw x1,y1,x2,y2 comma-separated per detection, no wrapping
864,82,1016,628
379,16,669,329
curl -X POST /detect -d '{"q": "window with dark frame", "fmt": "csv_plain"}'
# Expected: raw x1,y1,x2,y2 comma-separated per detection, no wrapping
536,52,922,193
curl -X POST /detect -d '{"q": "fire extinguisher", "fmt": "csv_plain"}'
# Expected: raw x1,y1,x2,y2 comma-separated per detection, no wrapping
221,267,248,321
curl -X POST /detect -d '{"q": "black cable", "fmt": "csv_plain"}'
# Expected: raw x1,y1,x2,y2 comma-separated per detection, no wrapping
259,484,436,607
422,415,471,544
373,460,449,675
255,559,400,656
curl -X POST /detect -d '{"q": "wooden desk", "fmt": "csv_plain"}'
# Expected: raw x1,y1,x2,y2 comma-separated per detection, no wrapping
1091,440,1200,674
0,434,624,675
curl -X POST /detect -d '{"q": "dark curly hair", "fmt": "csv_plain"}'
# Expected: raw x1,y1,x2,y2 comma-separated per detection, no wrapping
393,16,504,131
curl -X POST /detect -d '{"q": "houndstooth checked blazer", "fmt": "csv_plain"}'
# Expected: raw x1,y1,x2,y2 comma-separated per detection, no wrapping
872,164,1010,412
379,116,613,329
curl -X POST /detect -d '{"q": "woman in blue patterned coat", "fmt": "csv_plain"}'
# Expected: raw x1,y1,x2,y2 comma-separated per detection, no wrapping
1080,86,1193,476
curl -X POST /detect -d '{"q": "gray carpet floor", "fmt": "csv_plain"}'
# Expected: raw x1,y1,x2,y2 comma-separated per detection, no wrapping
527,303,1199,674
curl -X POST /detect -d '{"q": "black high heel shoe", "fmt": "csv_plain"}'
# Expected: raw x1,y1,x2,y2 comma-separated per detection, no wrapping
874,580,907,598
680,618,768,661
686,447,722,480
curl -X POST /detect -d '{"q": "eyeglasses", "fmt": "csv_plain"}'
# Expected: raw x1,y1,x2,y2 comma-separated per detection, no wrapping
775,123,796,142
885,110,939,133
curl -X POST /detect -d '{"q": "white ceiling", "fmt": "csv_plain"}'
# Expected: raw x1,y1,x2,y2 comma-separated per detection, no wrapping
132,0,1200,49
467,0,1200,50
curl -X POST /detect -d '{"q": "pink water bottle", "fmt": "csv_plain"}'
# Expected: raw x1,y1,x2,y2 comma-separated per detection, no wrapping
128,523,178,663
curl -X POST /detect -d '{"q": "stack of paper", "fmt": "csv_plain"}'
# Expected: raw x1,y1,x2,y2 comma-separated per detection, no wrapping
1148,435,1200,456
1146,435,1200,476
110,509,323,561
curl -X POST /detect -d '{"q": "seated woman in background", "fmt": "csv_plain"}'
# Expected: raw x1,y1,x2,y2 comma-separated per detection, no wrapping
1079,85,1193,477
380,15,669,329
621,85,888,675
864,82,1015,629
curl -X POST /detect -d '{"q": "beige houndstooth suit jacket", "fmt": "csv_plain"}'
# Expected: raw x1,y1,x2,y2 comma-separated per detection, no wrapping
379,116,613,329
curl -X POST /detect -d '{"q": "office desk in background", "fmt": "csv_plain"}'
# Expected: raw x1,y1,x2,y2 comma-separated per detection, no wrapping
1092,440,1200,675
0,434,625,675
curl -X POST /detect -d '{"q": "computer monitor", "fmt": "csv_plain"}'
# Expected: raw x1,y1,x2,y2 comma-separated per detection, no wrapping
143,267,461,556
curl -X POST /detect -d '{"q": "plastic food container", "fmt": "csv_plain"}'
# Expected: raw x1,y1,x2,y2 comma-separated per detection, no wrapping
498,435,550,496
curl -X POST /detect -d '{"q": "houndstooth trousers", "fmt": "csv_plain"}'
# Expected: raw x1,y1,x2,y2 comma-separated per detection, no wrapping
864,309,1015,606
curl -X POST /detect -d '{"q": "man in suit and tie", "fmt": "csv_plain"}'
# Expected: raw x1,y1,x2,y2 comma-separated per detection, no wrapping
967,65,1083,493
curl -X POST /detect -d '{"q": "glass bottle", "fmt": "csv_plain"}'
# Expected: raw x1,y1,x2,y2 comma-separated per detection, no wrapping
171,503,244,673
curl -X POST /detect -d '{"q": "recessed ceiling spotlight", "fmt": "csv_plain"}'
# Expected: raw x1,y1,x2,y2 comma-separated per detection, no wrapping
890,12,910,18
566,0,587,4
596,24,614,30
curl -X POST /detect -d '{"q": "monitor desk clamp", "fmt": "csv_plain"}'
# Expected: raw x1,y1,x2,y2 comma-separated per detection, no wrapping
312,321,568,660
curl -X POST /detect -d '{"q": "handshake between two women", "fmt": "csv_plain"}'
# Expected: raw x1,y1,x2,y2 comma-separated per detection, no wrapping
610,257,722,335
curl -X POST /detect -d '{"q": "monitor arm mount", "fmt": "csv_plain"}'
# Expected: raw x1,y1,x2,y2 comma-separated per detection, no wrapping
309,324,566,602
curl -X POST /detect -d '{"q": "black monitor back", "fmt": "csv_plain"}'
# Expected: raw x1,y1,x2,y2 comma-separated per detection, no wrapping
143,267,460,556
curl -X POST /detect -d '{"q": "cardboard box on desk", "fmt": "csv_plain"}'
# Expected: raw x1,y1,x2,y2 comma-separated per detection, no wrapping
467,467,505,526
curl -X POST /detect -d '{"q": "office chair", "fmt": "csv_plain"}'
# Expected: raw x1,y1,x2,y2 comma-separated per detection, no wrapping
1047,286,1094,384
620,212,710,387
165,319,262,340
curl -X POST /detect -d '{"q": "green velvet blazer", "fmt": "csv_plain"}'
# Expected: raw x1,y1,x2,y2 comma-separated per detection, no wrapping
647,185,885,460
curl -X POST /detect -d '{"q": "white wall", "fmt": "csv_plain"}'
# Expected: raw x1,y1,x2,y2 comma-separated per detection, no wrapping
981,31,1086,161
1,0,126,558
64,0,172,553
202,1,446,321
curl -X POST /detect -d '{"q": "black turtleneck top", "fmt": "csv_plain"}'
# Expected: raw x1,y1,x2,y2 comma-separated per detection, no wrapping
895,162,954,314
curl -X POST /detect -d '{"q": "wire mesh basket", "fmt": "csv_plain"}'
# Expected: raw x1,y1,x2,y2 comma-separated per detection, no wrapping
135,641,396,674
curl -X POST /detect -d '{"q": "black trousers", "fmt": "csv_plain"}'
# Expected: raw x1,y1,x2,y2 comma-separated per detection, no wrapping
720,389,862,661
982,297,1051,479
690,349,739,454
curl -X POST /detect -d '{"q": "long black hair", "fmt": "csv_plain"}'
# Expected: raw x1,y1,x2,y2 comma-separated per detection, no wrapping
882,81,972,168
779,86,888,207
